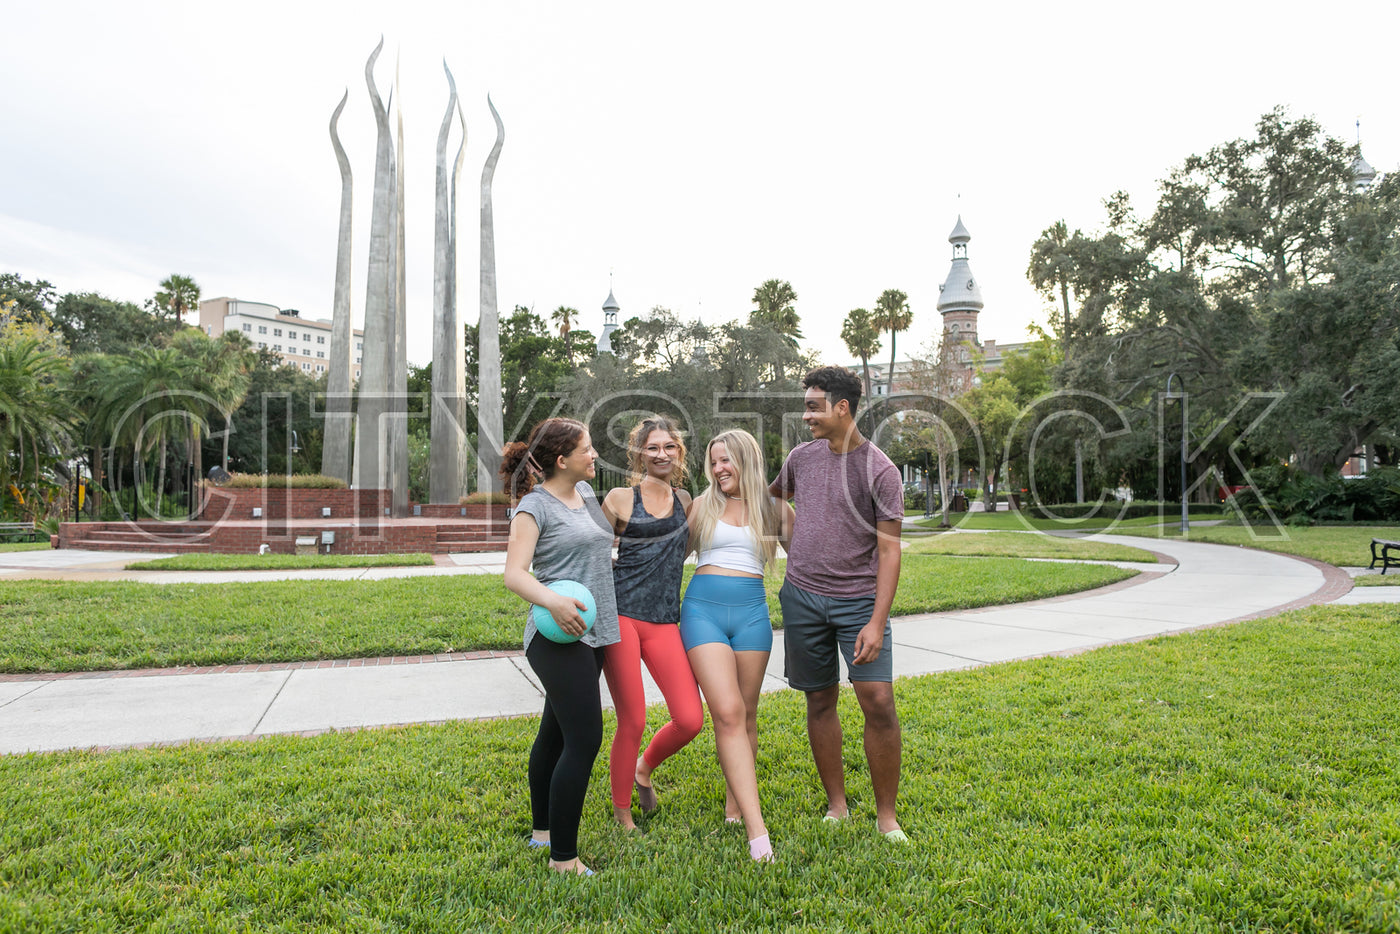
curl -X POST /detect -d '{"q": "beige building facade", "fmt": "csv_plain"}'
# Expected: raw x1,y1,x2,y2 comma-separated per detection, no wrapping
198,297,363,382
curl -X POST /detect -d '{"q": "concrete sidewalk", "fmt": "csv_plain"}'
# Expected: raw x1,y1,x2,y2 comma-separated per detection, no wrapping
0,536,1376,756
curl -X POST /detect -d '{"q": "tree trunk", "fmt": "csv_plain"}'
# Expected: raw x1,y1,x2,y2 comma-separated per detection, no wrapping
89,443,103,518
191,417,203,520
156,437,168,516
859,355,873,405
937,448,950,527
221,417,232,473
887,333,898,398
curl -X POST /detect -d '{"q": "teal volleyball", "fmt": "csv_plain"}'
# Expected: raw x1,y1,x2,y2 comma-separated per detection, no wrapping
531,580,597,643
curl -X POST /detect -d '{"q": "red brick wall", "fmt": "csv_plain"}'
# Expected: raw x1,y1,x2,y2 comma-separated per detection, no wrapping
198,487,391,521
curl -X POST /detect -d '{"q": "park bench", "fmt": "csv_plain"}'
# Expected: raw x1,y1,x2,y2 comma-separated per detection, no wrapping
0,521,37,542
1369,538,1400,576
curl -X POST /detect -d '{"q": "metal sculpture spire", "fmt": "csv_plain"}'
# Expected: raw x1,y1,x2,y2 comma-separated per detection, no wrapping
476,95,505,495
430,62,468,503
321,89,354,484
352,38,398,500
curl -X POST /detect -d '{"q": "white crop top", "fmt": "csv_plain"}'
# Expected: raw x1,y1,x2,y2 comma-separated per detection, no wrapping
696,519,765,575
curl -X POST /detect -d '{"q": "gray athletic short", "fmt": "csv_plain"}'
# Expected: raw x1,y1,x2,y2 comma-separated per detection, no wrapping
779,580,893,690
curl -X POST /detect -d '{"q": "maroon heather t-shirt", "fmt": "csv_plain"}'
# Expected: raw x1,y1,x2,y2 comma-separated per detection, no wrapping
773,438,904,599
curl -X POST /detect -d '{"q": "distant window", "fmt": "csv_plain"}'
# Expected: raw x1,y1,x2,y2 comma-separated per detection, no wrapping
273,344,282,352
317,351,325,358
316,364,325,373
355,356,361,364
288,346,297,355
355,342,362,350
302,362,311,371
317,335,326,344
258,325,267,334
242,323,252,332
258,341,266,349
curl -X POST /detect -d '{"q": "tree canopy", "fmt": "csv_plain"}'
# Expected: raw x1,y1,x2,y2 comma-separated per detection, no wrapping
1026,107,1399,488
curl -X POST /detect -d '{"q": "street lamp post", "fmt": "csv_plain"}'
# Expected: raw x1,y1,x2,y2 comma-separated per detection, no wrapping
1166,373,1189,536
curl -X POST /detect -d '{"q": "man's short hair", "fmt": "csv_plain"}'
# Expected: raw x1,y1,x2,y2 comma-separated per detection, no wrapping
803,365,862,414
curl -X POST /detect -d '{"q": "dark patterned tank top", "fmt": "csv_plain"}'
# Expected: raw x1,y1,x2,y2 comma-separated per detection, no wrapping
613,486,689,623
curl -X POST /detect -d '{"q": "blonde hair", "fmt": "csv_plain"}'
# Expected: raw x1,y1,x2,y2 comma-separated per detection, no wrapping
625,415,689,488
689,429,782,568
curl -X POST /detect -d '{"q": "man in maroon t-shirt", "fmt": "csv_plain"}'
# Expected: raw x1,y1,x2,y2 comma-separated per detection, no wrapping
770,365,907,843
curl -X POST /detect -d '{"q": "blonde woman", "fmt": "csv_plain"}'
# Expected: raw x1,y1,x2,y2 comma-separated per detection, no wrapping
600,416,703,831
682,428,794,862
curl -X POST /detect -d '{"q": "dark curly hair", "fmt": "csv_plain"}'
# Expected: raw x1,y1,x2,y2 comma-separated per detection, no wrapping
499,417,588,500
803,365,862,414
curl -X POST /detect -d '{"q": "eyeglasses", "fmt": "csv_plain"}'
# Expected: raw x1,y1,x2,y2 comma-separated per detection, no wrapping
644,444,681,456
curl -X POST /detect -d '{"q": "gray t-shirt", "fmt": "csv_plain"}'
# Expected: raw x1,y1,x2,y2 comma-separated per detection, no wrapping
513,481,620,651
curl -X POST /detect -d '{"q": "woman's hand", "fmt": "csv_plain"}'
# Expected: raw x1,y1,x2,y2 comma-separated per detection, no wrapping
544,593,591,637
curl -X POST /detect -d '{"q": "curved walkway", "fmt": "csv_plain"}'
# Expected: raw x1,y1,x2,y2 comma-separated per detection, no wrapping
0,537,1369,755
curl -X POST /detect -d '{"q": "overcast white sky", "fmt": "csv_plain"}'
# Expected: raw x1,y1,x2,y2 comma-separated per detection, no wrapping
5,0,1395,369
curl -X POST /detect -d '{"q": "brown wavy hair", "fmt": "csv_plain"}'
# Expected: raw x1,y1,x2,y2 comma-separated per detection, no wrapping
499,417,588,500
625,415,689,488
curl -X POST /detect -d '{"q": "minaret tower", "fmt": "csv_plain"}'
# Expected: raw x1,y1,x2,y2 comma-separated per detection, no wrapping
597,285,620,354
936,216,984,357
1353,119,1378,193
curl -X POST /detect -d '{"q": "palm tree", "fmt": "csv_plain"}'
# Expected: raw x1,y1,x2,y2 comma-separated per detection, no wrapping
154,274,201,326
68,353,124,518
0,336,73,512
171,329,254,511
209,331,255,473
839,308,881,405
1027,220,1079,343
105,347,199,516
551,306,578,367
871,288,912,398
750,279,801,381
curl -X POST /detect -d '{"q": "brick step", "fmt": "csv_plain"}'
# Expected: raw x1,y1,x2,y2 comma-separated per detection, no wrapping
69,538,214,554
432,540,508,554
434,530,509,543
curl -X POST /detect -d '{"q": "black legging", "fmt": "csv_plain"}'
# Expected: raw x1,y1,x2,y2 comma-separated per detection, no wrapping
526,637,605,863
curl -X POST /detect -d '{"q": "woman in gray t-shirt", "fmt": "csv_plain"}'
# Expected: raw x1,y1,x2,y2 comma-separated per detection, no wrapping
501,417,619,877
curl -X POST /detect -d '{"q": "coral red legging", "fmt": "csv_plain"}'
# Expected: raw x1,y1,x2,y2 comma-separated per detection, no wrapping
602,614,704,809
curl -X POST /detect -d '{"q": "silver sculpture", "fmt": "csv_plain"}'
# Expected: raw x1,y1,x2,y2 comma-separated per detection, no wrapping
321,89,354,484
476,96,505,495
352,39,396,501
388,55,410,517
430,62,468,503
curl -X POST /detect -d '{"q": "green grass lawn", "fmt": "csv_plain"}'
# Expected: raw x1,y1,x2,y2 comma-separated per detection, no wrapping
903,531,1157,563
0,559,1133,673
2,604,1396,932
914,511,1179,533
1352,573,1400,587
1111,523,1400,567
124,553,436,571
0,541,49,553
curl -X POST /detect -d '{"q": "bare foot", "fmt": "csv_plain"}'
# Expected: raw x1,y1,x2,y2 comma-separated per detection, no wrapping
548,858,594,876
612,805,638,831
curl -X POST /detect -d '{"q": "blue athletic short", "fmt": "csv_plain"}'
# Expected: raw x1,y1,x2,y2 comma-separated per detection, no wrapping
679,574,773,653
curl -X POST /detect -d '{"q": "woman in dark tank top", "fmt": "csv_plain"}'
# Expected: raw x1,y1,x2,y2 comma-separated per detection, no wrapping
600,416,704,831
